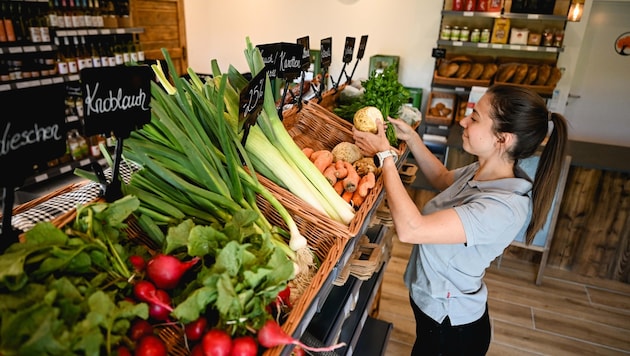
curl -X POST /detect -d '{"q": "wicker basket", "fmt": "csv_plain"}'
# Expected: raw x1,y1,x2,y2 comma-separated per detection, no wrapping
281,101,385,238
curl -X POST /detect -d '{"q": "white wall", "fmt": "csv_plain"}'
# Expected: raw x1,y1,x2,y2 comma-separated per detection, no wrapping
183,0,630,147
182,0,442,104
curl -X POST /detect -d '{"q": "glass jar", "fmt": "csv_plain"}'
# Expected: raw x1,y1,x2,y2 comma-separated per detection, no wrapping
471,28,481,43
480,28,491,43
553,29,564,47
450,26,461,41
460,26,470,41
542,29,554,46
440,25,452,41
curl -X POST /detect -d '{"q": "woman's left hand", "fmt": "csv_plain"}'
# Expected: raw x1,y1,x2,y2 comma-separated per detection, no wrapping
352,119,391,156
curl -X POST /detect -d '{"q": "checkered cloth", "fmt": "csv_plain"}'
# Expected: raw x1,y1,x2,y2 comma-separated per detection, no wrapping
11,160,138,232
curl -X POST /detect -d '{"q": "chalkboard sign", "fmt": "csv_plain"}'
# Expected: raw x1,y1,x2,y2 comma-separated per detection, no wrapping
239,68,267,130
357,35,368,60
320,37,332,68
297,36,311,71
81,65,152,139
256,42,303,81
0,83,68,186
342,37,356,64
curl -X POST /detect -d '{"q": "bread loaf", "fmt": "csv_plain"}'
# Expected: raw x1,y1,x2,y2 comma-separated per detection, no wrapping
524,65,538,85
467,63,484,79
455,62,472,78
496,63,518,83
511,63,529,84
546,67,562,87
481,63,498,80
535,64,551,85
438,61,460,77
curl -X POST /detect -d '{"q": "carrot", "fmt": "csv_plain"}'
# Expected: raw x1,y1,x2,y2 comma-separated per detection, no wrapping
357,172,376,197
341,189,353,203
351,190,365,208
333,180,345,195
302,147,314,159
309,149,325,162
334,160,348,178
323,164,337,185
312,150,334,173
342,161,360,193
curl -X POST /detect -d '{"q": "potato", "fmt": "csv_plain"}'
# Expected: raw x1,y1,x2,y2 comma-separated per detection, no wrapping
353,106,383,133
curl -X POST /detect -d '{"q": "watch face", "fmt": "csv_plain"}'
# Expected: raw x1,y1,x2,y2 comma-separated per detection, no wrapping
373,154,381,168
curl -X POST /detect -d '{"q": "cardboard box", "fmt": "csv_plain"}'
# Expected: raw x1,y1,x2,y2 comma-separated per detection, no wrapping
510,28,529,45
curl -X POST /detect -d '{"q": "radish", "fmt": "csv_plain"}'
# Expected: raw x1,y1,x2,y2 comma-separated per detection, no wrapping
129,255,146,272
146,254,200,290
257,319,345,353
230,335,258,356
117,345,132,356
134,334,167,356
277,285,291,308
133,280,173,315
129,319,154,341
149,289,172,321
184,316,208,341
202,328,232,356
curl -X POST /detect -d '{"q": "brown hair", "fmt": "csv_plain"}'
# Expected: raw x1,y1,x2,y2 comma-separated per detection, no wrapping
485,85,568,244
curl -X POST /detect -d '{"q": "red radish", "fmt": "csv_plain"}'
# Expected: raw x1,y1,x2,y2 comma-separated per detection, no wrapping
277,285,292,308
185,316,208,341
133,280,173,314
146,254,200,290
117,345,132,356
202,328,232,356
230,335,258,356
291,346,305,356
134,334,167,356
130,255,146,272
257,319,345,353
190,344,204,356
149,289,172,321
129,319,154,341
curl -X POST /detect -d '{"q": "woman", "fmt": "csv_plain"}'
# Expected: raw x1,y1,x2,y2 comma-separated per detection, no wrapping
352,85,568,355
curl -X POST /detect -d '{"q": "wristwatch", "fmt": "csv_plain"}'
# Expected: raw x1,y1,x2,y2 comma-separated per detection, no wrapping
373,150,399,168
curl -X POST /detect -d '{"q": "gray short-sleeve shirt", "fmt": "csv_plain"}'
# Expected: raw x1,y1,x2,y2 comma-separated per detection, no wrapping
404,162,532,325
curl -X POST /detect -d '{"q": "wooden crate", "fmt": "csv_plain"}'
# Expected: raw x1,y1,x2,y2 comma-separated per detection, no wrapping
425,91,458,126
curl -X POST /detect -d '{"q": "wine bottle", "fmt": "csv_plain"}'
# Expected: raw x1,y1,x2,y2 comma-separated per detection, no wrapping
0,2,11,42
55,36,69,75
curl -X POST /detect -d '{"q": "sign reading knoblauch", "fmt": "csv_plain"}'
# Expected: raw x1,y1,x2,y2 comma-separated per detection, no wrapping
81,65,152,139
0,83,68,186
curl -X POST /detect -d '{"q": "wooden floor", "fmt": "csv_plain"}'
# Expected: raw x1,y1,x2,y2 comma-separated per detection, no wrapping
376,187,630,356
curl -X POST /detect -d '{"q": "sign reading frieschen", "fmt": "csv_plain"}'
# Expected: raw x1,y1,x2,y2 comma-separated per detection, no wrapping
81,65,152,139
0,84,68,186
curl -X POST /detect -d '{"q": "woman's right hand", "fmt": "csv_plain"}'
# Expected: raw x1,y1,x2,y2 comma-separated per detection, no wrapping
387,117,416,142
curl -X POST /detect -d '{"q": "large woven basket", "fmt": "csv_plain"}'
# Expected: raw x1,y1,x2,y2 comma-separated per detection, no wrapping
280,100,386,238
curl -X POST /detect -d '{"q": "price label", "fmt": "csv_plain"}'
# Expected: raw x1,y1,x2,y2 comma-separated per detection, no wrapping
342,36,356,64
0,84,68,185
432,47,447,58
81,65,152,139
239,68,267,129
297,36,311,71
257,42,302,81
356,35,368,60
320,37,332,69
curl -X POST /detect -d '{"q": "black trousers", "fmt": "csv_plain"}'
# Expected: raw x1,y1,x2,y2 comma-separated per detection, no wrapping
410,295,491,356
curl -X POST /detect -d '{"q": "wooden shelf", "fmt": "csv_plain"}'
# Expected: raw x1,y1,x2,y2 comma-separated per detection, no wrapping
442,10,568,21
437,39,564,53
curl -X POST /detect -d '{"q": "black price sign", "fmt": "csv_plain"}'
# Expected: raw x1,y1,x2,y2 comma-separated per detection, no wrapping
0,84,68,186
432,48,447,59
320,37,332,69
239,68,267,129
297,36,311,71
357,35,368,60
81,65,152,139
342,37,356,64
257,42,303,81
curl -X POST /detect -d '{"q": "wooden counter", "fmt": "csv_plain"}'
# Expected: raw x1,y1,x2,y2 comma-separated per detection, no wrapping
418,125,630,284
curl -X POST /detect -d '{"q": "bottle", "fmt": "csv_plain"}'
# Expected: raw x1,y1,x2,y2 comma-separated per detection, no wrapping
450,26,461,41
440,25,451,41
0,2,11,42
27,4,43,43
459,26,470,42
92,0,103,27
481,28,491,43
128,38,138,63
89,38,101,67
10,2,26,42
81,0,92,28
99,39,110,67
471,28,481,43
135,34,144,62
47,0,59,29
113,36,123,65
38,5,51,42
75,35,90,70
60,0,73,28
64,36,78,73
106,39,116,67
122,37,131,64
54,37,69,74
